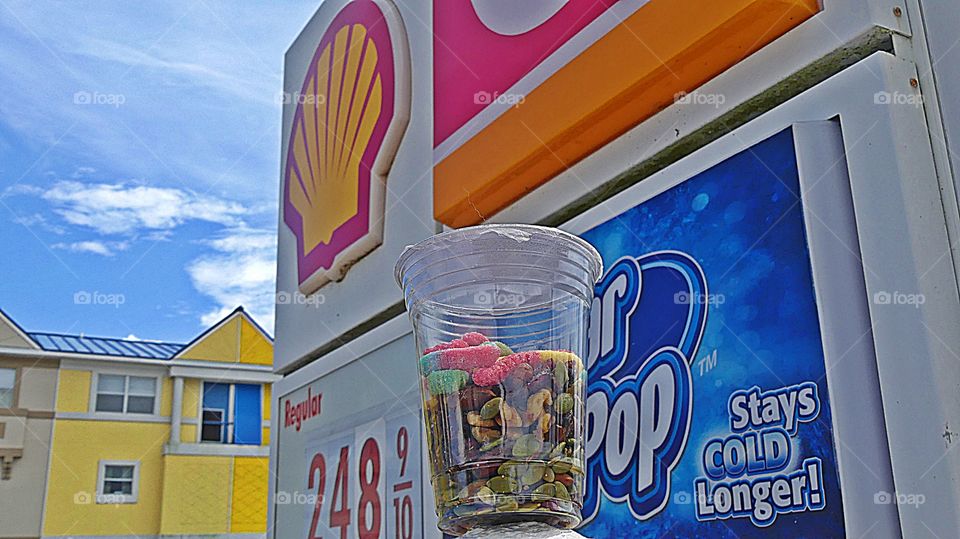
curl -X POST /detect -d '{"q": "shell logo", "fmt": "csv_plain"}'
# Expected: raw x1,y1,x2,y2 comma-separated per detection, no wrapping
283,0,409,294
470,0,569,36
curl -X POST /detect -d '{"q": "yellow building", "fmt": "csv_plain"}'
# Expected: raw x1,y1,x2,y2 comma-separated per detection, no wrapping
0,306,277,539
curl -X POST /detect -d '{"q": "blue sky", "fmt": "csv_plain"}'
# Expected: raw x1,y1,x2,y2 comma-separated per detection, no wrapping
0,0,320,342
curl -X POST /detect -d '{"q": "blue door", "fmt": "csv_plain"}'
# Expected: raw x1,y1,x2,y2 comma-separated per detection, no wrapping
233,383,262,445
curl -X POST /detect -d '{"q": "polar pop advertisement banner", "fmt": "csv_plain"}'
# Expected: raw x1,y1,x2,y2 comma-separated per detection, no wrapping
577,128,845,537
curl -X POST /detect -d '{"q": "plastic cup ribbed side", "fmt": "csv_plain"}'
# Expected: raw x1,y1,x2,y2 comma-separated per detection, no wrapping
395,225,602,536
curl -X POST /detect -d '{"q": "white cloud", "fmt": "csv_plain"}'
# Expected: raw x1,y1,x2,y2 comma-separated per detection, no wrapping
143,230,174,242
0,0,316,336
0,0,323,206
41,180,246,235
14,177,277,331
76,37,280,107
52,240,130,257
12,213,66,235
2,184,43,198
71,167,96,178
207,232,276,253
186,228,276,333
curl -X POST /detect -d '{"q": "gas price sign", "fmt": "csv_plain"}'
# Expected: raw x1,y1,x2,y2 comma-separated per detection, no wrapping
302,418,417,539
273,334,423,539
576,128,846,538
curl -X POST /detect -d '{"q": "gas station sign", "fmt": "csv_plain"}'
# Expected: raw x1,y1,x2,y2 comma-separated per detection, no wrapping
432,0,821,227
274,0,960,537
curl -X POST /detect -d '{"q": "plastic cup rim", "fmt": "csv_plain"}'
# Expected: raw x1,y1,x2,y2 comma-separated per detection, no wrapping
394,224,603,291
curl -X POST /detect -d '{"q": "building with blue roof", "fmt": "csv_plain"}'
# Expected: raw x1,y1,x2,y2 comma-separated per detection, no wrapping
0,306,279,539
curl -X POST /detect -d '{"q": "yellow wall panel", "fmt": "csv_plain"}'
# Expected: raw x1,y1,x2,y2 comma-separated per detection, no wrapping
159,377,172,416
263,384,272,420
43,420,167,536
179,317,240,363
182,379,201,418
261,384,272,447
231,457,269,532
180,424,197,443
239,318,273,366
160,455,232,535
55,370,91,413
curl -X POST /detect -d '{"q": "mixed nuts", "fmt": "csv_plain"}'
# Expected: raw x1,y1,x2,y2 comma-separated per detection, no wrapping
420,332,586,533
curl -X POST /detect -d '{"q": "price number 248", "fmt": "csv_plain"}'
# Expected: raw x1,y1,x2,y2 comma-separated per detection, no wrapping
307,427,413,539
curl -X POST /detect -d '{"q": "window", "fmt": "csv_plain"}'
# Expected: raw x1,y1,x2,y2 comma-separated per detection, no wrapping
201,382,261,445
95,374,156,414
201,408,227,443
96,461,139,503
0,368,15,409
201,382,231,442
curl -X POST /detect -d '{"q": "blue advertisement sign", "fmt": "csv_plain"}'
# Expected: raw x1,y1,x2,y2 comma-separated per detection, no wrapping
578,128,845,537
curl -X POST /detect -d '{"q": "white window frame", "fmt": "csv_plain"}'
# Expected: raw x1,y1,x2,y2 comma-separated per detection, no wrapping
201,406,228,443
96,460,140,504
91,372,160,416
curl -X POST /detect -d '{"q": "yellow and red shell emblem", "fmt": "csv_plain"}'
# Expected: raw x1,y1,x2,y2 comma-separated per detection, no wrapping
283,0,407,293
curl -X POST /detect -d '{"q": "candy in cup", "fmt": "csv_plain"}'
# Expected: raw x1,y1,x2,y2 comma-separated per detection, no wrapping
395,225,602,536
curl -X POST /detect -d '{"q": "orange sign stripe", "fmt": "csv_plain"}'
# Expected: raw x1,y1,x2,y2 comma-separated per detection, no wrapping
434,0,820,227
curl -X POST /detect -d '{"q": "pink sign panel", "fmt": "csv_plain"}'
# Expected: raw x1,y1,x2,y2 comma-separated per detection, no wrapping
433,0,620,146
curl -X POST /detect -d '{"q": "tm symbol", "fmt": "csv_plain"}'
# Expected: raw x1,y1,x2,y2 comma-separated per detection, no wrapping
697,349,718,376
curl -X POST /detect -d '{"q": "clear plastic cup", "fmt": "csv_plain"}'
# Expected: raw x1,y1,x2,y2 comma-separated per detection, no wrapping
395,225,602,536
